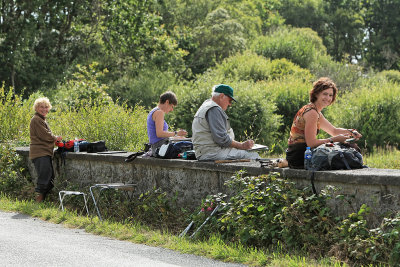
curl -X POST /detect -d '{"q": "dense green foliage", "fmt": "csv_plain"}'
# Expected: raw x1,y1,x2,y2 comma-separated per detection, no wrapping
252,27,327,69
212,50,312,83
326,78,400,150
1,0,399,98
0,84,35,144
189,172,400,265
0,144,31,197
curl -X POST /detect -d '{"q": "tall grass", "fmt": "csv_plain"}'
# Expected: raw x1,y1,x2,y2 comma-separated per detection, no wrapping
363,147,400,169
0,84,37,145
51,100,148,151
0,71,149,152
326,78,400,151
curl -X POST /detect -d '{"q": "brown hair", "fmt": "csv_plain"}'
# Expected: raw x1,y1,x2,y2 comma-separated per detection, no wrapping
159,91,177,105
310,77,338,104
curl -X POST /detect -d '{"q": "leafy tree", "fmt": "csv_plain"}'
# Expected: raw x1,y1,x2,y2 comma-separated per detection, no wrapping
187,8,246,75
252,27,327,69
264,0,365,63
222,0,264,38
322,0,365,63
272,0,325,35
362,0,400,70
99,0,186,76
0,0,93,95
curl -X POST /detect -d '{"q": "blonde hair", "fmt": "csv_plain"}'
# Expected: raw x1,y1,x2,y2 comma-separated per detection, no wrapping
33,97,52,112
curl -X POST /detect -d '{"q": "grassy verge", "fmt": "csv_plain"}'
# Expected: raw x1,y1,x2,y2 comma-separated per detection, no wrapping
363,147,400,169
0,195,346,267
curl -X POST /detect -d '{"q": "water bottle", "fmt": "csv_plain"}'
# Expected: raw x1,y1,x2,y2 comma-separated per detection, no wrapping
304,147,312,170
74,139,79,152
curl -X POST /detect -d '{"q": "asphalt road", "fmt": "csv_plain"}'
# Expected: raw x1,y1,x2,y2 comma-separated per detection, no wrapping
0,211,245,267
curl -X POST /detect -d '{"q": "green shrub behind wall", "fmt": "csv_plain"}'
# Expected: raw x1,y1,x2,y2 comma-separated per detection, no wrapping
326,79,400,150
251,27,327,69
51,100,148,152
0,85,36,145
213,50,313,83
260,77,312,133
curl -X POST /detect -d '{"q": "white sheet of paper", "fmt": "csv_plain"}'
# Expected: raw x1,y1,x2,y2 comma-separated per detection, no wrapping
169,136,192,142
247,144,268,151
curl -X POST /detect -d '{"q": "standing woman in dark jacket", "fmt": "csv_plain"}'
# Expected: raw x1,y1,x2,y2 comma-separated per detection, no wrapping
29,97,62,202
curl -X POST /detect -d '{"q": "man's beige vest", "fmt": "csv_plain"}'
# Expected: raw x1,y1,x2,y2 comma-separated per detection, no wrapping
192,99,234,158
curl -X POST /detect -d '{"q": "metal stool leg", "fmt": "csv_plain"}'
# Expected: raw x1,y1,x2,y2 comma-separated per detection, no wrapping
90,186,103,221
59,191,66,211
82,194,90,216
59,191,89,215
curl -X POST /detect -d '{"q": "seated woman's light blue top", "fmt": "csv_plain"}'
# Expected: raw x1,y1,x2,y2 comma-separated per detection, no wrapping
147,107,168,144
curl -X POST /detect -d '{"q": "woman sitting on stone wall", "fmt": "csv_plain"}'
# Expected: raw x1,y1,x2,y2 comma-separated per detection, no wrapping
147,91,187,156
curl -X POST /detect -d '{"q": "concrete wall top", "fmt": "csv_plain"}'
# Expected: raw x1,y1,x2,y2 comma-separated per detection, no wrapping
15,147,400,186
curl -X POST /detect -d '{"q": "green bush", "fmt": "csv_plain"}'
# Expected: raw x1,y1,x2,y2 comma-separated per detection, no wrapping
0,144,31,197
309,54,363,92
197,172,337,254
51,100,148,152
0,85,36,145
212,50,312,82
261,76,312,132
169,77,282,148
326,79,400,150
190,172,400,265
251,27,327,69
108,67,178,109
333,205,400,266
50,63,113,111
376,70,400,84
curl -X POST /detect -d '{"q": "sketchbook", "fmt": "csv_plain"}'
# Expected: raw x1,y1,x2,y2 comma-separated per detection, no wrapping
247,144,268,151
169,137,192,142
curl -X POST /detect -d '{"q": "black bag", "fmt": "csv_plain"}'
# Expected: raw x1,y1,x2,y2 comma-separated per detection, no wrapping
87,141,107,153
310,143,364,171
307,143,365,196
155,141,193,159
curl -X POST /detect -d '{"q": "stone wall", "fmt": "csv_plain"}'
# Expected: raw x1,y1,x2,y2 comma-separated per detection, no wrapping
16,147,400,221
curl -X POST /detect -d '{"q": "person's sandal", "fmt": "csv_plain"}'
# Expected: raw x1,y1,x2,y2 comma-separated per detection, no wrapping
35,193,44,202
277,158,288,168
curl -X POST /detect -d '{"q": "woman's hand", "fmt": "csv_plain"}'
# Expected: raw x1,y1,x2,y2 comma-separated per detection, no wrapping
350,129,362,140
176,129,187,137
332,134,351,143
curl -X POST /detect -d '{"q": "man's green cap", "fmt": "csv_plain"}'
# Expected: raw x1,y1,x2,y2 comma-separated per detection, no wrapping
214,84,236,102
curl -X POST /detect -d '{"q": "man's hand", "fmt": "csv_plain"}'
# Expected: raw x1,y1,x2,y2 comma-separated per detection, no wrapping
231,139,254,150
241,139,254,150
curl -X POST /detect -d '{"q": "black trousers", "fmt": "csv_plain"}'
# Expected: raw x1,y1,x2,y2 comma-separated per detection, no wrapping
286,143,307,169
32,156,54,195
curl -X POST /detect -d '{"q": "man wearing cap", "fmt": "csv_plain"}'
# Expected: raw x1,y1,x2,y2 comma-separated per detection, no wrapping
192,84,260,161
